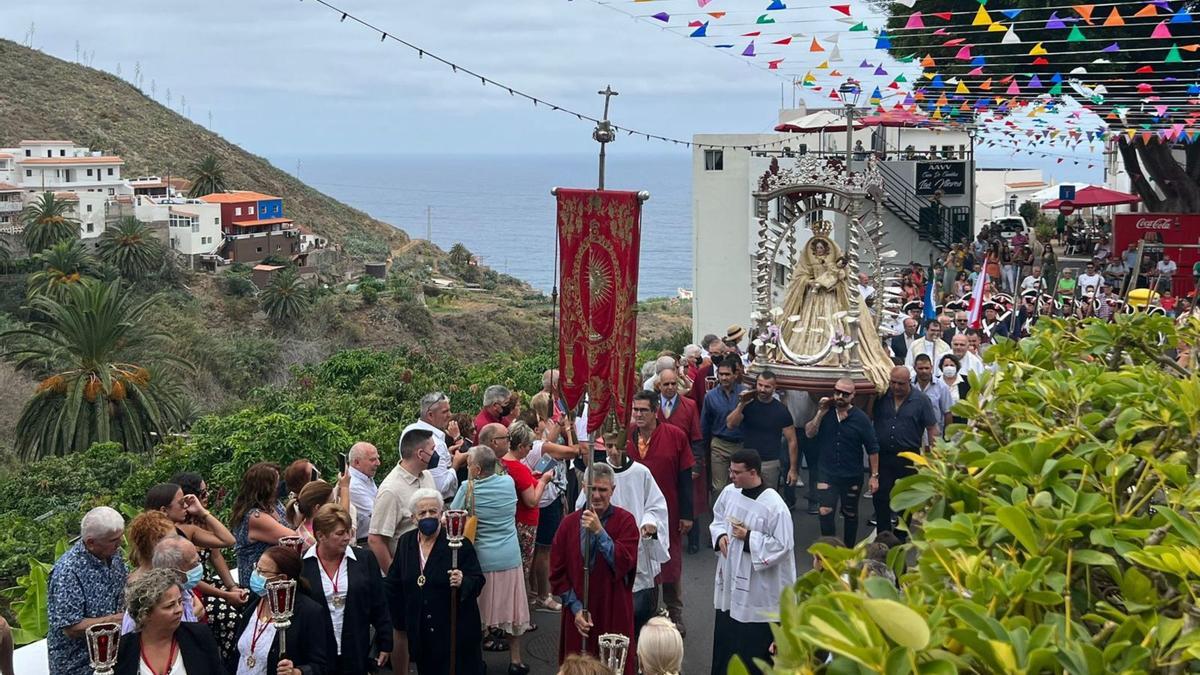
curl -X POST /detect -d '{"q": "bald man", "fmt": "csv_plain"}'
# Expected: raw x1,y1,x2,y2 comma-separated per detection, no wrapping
804,378,878,547
348,441,381,541
870,367,939,537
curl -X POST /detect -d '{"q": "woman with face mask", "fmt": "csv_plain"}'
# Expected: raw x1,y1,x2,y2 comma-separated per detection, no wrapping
300,504,392,674
388,487,486,675
114,568,226,674
938,354,970,428
227,545,335,675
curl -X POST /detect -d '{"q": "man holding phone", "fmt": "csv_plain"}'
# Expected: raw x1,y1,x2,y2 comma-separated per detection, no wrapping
724,370,798,492
701,355,745,494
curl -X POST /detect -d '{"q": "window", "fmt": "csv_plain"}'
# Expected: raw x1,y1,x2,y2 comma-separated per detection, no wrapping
249,206,255,215
107,168,113,176
214,218,220,225
704,150,724,171
46,150,52,158
86,223,94,233
108,188,114,195
24,149,30,157
191,222,199,233
256,246,263,253
234,207,242,216
87,169,93,176
59,150,66,156
25,169,32,177
86,204,93,213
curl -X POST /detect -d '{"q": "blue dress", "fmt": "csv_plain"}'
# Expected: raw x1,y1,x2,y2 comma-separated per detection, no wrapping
233,501,287,587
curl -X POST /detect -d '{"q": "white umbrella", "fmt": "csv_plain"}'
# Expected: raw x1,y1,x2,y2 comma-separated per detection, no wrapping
775,109,864,133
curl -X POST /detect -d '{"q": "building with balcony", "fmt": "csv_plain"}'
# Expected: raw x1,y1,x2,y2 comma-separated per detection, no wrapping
198,191,302,264
691,108,976,340
132,195,223,261
0,183,22,235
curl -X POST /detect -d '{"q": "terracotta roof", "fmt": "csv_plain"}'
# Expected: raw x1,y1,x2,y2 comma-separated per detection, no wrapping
0,183,19,191
18,140,74,145
228,217,293,228
253,264,285,271
199,191,280,203
18,156,125,166
1007,181,1047,189
52,192,79,201
0,153,12,159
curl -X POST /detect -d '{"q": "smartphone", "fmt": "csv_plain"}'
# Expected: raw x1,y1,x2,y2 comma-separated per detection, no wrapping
337,453,348,475
534,455,558,475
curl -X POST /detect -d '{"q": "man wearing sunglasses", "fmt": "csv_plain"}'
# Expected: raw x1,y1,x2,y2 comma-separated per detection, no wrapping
803,378,878,547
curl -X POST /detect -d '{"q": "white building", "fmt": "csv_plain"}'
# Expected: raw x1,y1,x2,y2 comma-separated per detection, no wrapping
691,110,975,341
975,168,1046,223
132,195,223,258
0,182,21,234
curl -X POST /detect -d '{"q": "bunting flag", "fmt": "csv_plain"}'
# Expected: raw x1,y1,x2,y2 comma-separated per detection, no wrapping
555,189,642,433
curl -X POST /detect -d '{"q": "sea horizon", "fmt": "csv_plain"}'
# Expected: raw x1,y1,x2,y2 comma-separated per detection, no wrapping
269,151,694,300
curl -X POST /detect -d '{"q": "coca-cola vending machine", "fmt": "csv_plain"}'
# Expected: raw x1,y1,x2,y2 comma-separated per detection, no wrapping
1113,213,1200,297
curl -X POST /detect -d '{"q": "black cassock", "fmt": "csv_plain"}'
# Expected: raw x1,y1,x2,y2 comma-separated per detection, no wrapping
387,529,486,675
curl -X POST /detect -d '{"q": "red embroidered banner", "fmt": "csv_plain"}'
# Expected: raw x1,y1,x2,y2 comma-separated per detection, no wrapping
556,189,642,435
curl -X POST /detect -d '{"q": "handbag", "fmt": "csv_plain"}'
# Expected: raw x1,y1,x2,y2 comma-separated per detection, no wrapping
463,477,478,542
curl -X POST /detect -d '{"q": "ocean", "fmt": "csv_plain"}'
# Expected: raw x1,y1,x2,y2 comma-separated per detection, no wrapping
270,153,693,300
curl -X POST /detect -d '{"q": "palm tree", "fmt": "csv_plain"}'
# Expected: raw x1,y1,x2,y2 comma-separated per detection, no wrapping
96,216,163,279
22,192,80,254
259,267,310,321
187,155,229,198
0,279,191,460
27,239,96,298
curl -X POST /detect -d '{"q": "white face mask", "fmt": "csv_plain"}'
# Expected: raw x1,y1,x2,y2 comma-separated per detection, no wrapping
942,366,958,378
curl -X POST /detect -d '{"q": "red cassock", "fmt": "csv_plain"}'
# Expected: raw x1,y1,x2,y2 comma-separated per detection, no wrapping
550,506,639,674
686,362,711,411
625,423,694,583
658,395,708,518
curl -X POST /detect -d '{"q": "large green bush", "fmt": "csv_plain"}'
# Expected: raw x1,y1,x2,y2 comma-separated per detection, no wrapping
771,314,1200,674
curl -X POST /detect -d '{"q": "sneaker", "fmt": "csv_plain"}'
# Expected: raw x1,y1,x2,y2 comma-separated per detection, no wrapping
867,516,877,527
533,595,562,613
863,489,874,498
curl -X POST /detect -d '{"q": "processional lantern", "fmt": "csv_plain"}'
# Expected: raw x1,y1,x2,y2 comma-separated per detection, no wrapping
85,622,121,675
598,633,631,674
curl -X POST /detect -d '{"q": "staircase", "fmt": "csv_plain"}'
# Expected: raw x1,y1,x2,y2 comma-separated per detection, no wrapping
873,160,970,251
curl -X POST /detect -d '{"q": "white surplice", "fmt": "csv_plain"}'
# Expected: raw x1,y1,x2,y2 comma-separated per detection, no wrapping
578,460,671,592
710,484,796,623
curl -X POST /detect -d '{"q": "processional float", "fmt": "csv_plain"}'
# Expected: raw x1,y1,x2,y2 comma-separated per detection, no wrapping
744,154,902,399
551,85,643,660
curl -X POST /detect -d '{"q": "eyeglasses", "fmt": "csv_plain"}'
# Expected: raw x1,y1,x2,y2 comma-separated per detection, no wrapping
631,408,653,414
832,390,854,397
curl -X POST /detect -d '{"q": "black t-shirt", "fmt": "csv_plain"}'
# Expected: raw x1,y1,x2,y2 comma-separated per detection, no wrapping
739,398,793,462
814,407,879,480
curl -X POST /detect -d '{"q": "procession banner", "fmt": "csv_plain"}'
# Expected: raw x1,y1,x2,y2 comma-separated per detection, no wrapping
556,189,642,434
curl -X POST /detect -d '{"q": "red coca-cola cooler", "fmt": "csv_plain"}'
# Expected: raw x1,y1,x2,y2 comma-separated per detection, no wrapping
1113,213,1200,297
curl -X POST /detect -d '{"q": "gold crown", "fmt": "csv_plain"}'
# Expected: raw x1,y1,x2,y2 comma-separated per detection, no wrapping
811,220,833,237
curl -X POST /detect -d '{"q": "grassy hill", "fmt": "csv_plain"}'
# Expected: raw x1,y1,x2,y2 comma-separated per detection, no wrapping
0,38,405,257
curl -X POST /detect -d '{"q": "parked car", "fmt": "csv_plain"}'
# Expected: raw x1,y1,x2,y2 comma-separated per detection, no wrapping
990,216,1027,240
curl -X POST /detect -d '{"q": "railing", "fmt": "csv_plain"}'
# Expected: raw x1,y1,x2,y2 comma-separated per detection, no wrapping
874,161,969,249
0,201,22,213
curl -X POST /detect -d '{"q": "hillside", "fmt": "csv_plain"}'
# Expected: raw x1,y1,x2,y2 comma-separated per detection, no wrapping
0,38,405,257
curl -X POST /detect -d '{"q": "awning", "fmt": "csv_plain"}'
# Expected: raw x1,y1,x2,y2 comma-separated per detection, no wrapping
1042,185,1141,209
774,110,864,133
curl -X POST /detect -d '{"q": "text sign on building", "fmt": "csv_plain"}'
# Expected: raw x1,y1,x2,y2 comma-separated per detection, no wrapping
915,162,967,196
1059,184,1076,202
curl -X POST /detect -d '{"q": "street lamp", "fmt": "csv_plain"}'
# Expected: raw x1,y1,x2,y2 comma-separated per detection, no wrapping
967,125,978,238
836,78,862,173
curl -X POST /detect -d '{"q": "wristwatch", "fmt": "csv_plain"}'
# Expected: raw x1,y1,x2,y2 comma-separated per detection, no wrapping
870,473,879,478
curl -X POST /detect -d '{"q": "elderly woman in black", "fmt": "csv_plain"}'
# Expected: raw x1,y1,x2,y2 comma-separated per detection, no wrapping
227,545,335,675
301,503,392,674
115,568,225,674
388,487,486,675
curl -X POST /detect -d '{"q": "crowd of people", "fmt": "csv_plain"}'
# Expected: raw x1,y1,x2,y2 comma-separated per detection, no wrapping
34,225,1196,675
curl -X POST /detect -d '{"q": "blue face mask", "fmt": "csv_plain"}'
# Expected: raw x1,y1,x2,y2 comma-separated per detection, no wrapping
417,517,440,536
249,570,268,597
183,563,204,592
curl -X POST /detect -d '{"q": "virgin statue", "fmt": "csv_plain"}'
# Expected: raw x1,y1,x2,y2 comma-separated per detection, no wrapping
777,226,892,392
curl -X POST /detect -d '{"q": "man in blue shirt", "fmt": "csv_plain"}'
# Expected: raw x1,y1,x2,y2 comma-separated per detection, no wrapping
872,366,940,537
805,378,879,547
48,506,127,675
701,355,745,495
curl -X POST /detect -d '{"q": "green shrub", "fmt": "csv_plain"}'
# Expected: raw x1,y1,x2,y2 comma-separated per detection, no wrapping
360,285,379,306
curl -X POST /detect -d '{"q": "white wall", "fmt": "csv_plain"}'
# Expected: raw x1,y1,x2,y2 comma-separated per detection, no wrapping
135,197,223,256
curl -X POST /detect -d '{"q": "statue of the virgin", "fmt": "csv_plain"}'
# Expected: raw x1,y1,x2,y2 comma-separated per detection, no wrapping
777,224,892,392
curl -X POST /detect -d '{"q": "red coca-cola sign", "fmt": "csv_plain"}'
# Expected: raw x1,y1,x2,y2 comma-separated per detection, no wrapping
1114,212,1199,296
1133,216,1178,230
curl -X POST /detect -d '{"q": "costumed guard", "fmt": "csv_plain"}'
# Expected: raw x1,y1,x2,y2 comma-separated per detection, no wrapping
551,462,640,674
710,448,796,675
576,443,670,636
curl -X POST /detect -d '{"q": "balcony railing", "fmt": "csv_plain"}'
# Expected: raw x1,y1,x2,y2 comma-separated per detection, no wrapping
0,202,22,213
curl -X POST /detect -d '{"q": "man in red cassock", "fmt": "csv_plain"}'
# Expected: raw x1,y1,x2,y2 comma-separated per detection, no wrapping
656,366,706,558
625,390,694,635
551,462,639,674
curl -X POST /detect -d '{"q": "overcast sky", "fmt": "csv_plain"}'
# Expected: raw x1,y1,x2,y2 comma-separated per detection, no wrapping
1,0,1099,182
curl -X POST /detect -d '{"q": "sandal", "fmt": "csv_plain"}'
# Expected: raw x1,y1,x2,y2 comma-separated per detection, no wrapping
483,635,510,652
